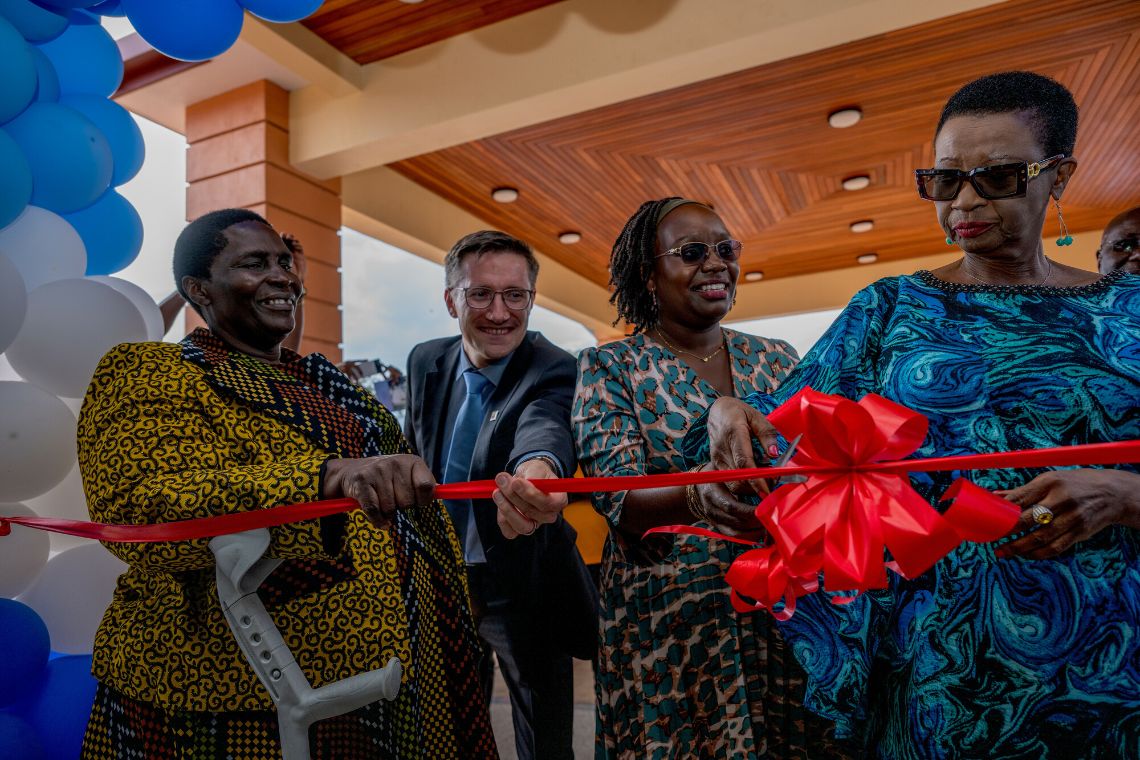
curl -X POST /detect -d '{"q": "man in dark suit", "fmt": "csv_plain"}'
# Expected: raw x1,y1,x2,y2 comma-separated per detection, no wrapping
404,230,595,760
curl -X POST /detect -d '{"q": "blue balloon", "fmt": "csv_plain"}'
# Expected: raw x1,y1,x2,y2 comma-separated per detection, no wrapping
240,0,323,23
0,16,37,124
37,18,122,96
62,94,143,185
122,0,243,62
29,46,58,101
66,189,142,274
0,126,32,228
0,713,45,760
0,599,50,709
10,654,96,760
30,0,102,9
5,101,112,213
86,0,121,15
65,6,99,23
0,0,68,43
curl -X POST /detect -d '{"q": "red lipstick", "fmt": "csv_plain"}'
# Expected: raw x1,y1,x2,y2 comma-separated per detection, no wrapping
953,222,995,239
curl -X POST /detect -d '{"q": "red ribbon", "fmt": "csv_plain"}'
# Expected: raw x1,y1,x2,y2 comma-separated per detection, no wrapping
650,387,1140,618
1,387,1138,598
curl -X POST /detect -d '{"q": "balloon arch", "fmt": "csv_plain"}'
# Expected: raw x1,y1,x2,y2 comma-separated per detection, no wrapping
0,2,323,756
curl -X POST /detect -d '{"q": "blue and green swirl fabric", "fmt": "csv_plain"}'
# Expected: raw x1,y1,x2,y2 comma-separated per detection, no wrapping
684,269,1140,759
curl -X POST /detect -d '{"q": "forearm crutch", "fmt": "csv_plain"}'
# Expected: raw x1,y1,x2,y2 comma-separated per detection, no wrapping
211,528,403,760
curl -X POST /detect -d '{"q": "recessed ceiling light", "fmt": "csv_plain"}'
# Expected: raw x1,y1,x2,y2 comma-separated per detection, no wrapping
857,253,879,264
850,219,874,233
842,175,871,191
558,231,582,244
743,271,764,282
491,187,519,203
398,0,425,4
828,107,863,128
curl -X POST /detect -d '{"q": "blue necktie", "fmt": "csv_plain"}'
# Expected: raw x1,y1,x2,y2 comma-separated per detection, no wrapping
443,369,491,563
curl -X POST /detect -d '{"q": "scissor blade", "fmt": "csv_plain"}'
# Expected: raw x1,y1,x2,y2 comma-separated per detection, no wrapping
773,433,807,484
772,433,802,468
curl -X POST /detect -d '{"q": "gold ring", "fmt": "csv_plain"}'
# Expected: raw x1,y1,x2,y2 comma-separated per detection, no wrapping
522,520,538,536
1030,504,1054,525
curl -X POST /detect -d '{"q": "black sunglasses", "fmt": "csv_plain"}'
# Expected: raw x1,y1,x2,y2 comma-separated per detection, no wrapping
915,154,1065,201
655,239,743,265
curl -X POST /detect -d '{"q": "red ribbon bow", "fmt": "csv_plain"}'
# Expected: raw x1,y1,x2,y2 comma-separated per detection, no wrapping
694,388,1021,619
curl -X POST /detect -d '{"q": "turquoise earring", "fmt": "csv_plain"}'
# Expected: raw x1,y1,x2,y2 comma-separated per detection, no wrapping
945,236,954,246
1053,199,1073,246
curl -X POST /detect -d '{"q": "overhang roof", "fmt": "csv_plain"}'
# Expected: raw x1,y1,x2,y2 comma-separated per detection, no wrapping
389,0,1140,288
114,0,1139,336
301,0,567,63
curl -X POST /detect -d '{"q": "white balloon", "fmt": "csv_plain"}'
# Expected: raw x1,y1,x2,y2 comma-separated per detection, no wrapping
0,502,51,598
0,355,20,381
26,460,83,520
0,206,86,291
6,278,147,398
89,275,164,341
24,461,98,552
0,252,27,353
13,406,98,551
0,381,76,501
18,543,126,654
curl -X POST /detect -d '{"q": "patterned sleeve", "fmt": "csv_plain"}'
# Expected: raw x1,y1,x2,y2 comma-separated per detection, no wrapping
683,280,898,465
572,344,645,528
78,343,334,573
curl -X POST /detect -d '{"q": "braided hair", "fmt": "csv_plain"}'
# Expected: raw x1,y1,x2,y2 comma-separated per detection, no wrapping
608,197,682,333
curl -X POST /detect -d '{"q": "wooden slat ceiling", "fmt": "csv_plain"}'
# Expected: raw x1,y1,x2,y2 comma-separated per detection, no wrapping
390,0,1140,288
302,0,566,63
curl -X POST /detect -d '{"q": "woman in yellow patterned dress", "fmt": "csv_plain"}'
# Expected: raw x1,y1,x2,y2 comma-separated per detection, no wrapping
77,209,496,759
573,198,854,759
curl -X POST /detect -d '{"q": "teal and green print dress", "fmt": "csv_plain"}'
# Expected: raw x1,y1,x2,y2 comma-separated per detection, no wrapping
684,270,1140,759
574,329,854,760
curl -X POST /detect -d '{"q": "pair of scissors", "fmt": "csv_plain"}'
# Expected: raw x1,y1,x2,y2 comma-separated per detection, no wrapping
771,433,807,485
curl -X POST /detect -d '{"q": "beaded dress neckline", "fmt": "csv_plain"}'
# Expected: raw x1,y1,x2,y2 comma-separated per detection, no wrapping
915,268,1125,296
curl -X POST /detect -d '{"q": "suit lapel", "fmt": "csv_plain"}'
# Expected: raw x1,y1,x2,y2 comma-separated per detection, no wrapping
421,340,462,474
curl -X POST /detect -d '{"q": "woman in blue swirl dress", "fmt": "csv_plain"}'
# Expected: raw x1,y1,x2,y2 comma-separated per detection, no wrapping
687,71,1140,758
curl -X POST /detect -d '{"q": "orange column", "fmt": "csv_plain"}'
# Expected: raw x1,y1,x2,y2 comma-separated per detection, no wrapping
184,80,343,362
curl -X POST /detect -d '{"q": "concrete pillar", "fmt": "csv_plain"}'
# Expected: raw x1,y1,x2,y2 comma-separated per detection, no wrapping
184,80,343,362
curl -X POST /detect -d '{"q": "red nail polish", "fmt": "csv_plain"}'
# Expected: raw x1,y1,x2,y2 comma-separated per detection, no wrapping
768,445,779,458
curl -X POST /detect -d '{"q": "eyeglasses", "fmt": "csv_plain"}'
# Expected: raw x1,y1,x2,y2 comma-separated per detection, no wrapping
454,287,535,310
915,154,1066,201
655,239,743,266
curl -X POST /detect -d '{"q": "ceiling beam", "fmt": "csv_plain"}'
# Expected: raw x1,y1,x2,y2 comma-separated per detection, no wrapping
289,0,1005,178
238,15,364,97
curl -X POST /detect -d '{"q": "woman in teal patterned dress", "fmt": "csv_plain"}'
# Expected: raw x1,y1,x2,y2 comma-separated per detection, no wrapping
573,198,854,759
688,72,1140,758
